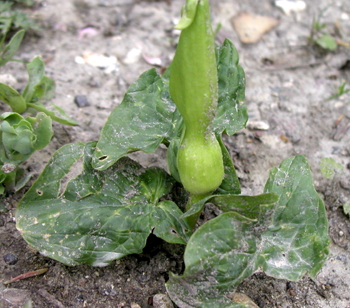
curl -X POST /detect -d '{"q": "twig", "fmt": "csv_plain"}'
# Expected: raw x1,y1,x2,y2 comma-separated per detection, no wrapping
3,268,48,285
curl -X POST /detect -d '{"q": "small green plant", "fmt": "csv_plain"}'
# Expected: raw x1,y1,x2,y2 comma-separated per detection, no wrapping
15,1,330,307
0,30,77,194
308,6,338,51
326,81,350,101
0,1,38,39
320,157,343,179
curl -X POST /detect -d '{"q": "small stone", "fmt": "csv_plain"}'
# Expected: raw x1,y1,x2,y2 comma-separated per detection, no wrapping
247,120,270,131
4,253,18,265
130,303,141,308
153,294,174,308
229,293,259,308
74,95,90,107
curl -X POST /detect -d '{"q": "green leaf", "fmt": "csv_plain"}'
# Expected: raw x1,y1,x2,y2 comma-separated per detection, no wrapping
320,157,343,179
0,29,25,66
26,103,78,126
343,200,350,216
214,39,247,136
92,39,247,171
92,68,177,170
167,205,274,308
22,56,45,103
31,76,56,103
0,83,26,113
215,134,241,195
0,16,13,36
262,155,330,280
167,155,330,307
32,112,53,150
211,193,279,219
315,34,337,50
17,142,190,266
0,112,52,163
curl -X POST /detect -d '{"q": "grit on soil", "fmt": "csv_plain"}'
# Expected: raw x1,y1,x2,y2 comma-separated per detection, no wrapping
1,0,350,307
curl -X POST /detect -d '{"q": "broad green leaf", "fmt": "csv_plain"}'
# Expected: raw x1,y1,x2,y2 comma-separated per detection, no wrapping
167,155,330,307
22,56,45,103
17,142,190,266
92,68,176,170
0,29,25,66
261,155,330,280
167,204,274,308
211,193,279,219
0,83,26,113
92,39,247,171
214,39,247,136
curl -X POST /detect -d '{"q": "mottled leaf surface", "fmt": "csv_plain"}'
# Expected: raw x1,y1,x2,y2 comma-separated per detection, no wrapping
261,155,330,280
92,39,247,171
92,68,177,170
167,155,330,307
167,206,274,308
214,39,247,136
16,142,190,266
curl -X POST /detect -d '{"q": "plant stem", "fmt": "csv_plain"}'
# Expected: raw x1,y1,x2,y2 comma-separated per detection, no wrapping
185,192,210,230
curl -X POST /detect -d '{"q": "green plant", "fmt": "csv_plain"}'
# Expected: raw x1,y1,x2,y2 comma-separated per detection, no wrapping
0,30,77,194
326,81,350,101
308,6,338,51
0,1,38,40
170,0,223,196
320,157,343,179
15,1,330,307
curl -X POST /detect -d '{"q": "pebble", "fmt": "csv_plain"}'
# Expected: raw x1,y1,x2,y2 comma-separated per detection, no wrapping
229,293,259,308
74,95,91,107
247,120,270,131
0,74,18,89
130,303,141,308
153,294,174,308
2,288,31,306
3,253,18,265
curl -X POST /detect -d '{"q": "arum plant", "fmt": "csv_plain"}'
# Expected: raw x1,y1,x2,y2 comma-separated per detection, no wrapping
0,30,77,194
16,0,330,307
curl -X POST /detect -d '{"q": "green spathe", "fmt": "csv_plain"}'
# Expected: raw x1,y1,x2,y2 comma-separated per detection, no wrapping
170,0,224,195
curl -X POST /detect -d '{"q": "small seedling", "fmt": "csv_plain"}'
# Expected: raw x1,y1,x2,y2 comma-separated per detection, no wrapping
308,6,338,51
326,81,350,101
0,30,77,194
16,1,330,307
320,157,343,179
0,1,38,39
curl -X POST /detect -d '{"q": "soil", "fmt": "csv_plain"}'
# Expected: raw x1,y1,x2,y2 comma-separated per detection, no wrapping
1,0,350,307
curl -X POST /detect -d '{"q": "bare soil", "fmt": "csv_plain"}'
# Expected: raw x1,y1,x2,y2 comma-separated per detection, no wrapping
1,0,350,307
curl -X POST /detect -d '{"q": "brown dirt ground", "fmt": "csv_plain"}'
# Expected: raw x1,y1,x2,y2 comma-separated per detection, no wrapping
1,0,350,307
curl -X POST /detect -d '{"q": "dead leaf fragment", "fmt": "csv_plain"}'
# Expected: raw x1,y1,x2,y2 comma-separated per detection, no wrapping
232,13,279,44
